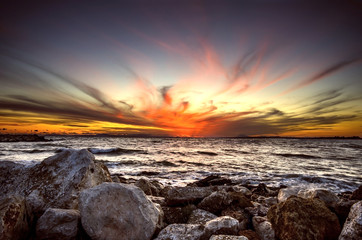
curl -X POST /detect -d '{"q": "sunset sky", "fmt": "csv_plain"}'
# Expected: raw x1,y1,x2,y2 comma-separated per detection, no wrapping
0,0,361,137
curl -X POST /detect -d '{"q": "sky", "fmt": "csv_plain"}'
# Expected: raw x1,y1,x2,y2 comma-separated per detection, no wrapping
0,0,361,137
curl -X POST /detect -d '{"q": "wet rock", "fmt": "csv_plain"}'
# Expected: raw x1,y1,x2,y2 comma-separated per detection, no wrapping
339,201,362,240
190,175,233,187
198,191,252,215
154,224,206,240
36,208,80,240
267,196,341,240
163,205,197,224
351,185,362,200
188,209,218,225
135,177,163,196
277,186,301,203
252,216,275,240
0,195,29,240
298,188,340,208
204,216,239,237
210,235,248,240
79,182,161,240
238,230,261,240
162,186,214,206
255,196,277,207
1,149,112,212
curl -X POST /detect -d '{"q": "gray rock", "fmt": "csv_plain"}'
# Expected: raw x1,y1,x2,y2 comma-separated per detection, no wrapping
0,149,112,212
298,188,339,208
154,224,206,240
79,182,161,240
0,195,29,240
210,235,249,240
204,216,239,238
339,201,362,240
252,216,275,240
277,187,301,203
188,209,218,225
162,186,214,206
36,208,80,240
135,177,163,196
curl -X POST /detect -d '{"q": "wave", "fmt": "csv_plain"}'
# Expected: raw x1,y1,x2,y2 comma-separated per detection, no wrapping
274,153,321,159
156,160,178,167
178,160,207,166
88,147,147,155
22,149,49,154
197,151,218,156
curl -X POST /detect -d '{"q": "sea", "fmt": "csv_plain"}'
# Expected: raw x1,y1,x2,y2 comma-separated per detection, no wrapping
0,136,361,193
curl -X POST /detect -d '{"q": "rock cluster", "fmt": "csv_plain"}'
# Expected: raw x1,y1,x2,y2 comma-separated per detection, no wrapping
0,149,361,240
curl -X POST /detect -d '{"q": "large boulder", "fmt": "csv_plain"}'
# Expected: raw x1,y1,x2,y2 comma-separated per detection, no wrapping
162,186,214,206
267,196,341,240
252,216,275,240
0,149,112,212
339,201,362,240
0,195,29,240
79,182,161,240
35,208,80,240
297,188,339,208
154,224,206,240
188,209,218,225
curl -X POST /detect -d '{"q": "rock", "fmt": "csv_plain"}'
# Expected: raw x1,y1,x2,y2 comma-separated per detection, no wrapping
0,149,112,212
210,235,248,240
190,175,233,187
252,216,275,240
221,207,251,230
0,195,29,240
198,191,252,215
79,182,161,240
339,201,362,240
163,205,197,224
245,202,269,217
277,187,301,203
188,209,218,225
204,216,239,238
297,188,340,208
351,185,362,200
154,224,206,240
252,183,270,196
334,199,358,225
135,177,163,196
162,186,214,206
267,196,341,240
238,230,261,240
149,196,166,206
36,208,80,240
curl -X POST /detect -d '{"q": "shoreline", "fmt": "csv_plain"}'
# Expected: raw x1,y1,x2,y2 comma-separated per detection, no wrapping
0,149,361,239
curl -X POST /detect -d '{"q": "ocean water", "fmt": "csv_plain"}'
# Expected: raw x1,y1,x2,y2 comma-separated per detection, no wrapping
0,136,361,192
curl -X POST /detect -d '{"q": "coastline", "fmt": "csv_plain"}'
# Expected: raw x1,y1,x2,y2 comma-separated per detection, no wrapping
0,149,361,239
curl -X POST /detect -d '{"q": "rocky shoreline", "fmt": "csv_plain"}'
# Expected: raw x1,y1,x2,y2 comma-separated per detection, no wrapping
0,134,49,142
0,149,361,240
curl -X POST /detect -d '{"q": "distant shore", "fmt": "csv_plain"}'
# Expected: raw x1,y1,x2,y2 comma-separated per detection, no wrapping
0,134,49,142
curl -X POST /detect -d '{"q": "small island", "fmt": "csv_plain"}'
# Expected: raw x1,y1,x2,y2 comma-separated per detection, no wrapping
0,134,49,142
